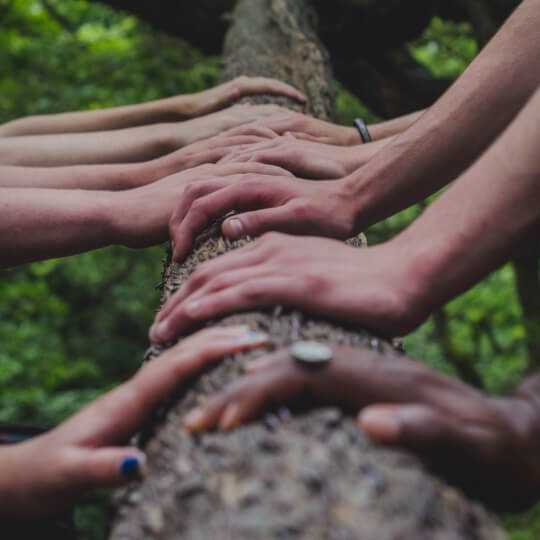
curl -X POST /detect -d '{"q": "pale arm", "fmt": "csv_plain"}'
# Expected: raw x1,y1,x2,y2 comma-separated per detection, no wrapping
368,109,425,141
0,131,267,190
0,77,306,137
0,162,291,268
345,0,540,229
0,104,286,167
396,83,540,323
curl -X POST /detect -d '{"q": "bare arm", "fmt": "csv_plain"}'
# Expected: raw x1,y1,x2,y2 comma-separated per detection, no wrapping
0,77,306,137
0,132,270,190
0,104,286,167
393,83,540,323
368,109,425,141
0,162,291,268
165,1,540,254
156,86,540,343
345,0,540,229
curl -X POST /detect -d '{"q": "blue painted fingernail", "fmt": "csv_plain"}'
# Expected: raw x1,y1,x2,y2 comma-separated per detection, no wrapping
120,456,146,480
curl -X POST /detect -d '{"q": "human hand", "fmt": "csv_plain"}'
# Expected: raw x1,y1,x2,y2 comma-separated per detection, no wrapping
184,76,307,117
168,171,359,262
113,161,293,249
223,111,360,146
182,344,540,511
151,234,423,343
185,104,290,145
0,326,267,517
144,131,276,185
219,135,381,179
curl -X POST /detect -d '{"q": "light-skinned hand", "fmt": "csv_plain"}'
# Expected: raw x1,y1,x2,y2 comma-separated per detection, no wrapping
0,326,267,517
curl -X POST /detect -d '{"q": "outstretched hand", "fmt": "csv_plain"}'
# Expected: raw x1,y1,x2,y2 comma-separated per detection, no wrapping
219,135,358,179
114,161,294,249
183,344,540,511
151,234,423,344
186,76,307,117
0,326,267,517
168,173,360,263
222,111,359,146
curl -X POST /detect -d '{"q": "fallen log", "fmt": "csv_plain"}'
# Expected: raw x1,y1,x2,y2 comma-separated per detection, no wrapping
109,1,505,538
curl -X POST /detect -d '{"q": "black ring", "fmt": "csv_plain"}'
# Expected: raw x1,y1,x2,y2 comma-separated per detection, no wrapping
354,118,372,143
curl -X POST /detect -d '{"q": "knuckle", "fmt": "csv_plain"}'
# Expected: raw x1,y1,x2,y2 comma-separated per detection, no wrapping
190,266,210,287
242,282,267,303
301,272,329,295
183,182,203,199
291,199,315,220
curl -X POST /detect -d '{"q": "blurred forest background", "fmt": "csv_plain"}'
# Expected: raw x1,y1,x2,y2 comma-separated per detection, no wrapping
0,0,538,538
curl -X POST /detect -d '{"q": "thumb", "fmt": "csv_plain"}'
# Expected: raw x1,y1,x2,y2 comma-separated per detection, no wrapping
68,447,147,489
222,205,305,239
358,404,456,449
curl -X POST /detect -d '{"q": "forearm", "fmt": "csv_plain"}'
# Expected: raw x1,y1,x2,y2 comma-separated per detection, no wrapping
369,110,425,141
0,163,155,190
343,136,395,173
345,0,540,228
0,123,183,167
0,188,118,268
395,86,540,320
0,95,191,137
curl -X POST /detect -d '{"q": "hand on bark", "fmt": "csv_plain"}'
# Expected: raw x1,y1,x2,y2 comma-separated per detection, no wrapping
0,326,267,518
151,234,423,343
168,173,360,262
184,76,307,117
219,135,362,179
183,344,540,511
186,104,291,144
223,111,359,146
147,132,274,184
114,162,294,249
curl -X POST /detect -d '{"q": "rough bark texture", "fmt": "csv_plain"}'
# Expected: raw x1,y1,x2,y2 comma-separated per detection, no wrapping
109,1,504,538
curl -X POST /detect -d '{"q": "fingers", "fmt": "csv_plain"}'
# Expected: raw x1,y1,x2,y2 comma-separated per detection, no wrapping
59,326,267,447
169,175,285,262
151,275,307,342
234,76,308,103
221,204,304,239
184,354,306,432
157,242,268,324
222,124,280,139
68,447,148,488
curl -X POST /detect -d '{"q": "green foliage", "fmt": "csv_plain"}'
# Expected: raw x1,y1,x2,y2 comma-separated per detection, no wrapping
409,17,478,78
0,1,536,538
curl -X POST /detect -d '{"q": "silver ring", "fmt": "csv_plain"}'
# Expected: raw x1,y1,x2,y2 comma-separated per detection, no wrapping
289,341,333,368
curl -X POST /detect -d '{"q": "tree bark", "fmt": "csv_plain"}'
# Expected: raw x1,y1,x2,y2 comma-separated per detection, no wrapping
109,1,504,538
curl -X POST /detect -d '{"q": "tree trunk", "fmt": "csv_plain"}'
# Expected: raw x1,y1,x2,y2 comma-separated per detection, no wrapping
108,1,504,538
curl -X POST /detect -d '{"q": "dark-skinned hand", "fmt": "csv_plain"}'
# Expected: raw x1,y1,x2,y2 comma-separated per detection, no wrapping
182,344,540,511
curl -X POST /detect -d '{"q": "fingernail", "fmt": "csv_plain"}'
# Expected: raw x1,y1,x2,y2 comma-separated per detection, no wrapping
120,454,147,480
220,403,240,431
360,408,401,441
224,218,244,239
234,330,268,345
149,320,170,342
184,408,207,431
